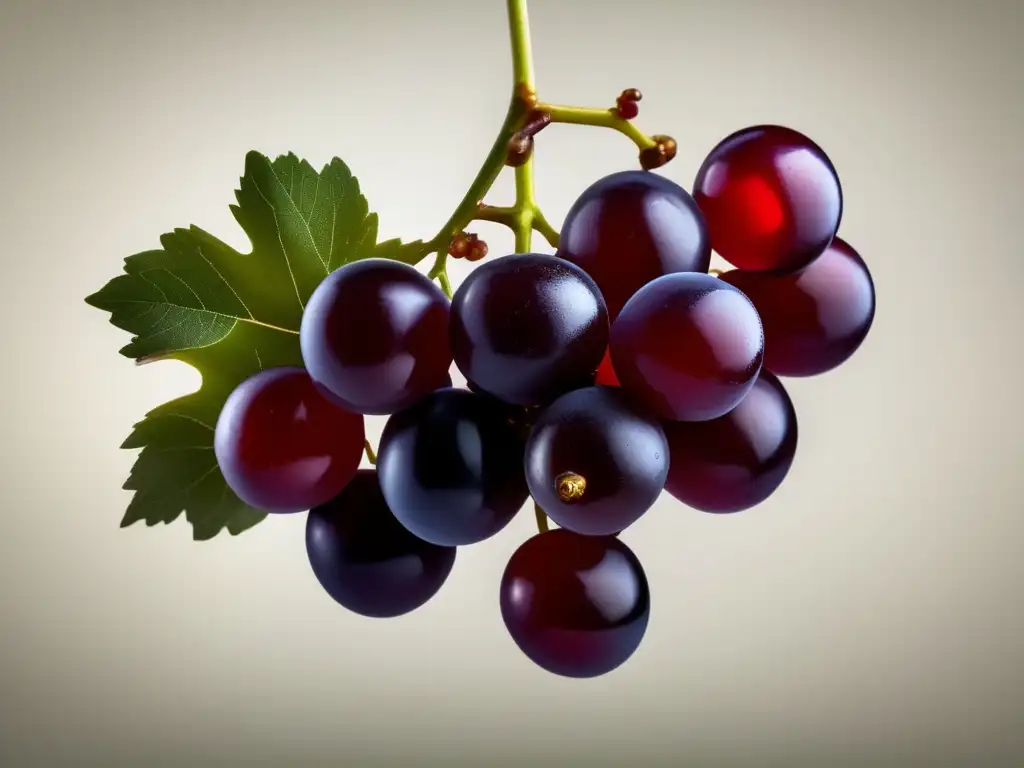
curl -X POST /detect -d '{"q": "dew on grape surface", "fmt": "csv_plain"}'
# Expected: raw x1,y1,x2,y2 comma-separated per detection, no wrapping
213,366,365,514
720,237,875,376
305,470,456,618
500,529,650,678
693,125,842,275
610,272,764,422
557,170,711,319
664,370,797,513
450,253,609,406
525,386,668,536
376,387,529,546
300,258,452,415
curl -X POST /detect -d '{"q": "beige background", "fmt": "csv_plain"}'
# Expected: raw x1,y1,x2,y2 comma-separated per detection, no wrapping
1,0,1022,765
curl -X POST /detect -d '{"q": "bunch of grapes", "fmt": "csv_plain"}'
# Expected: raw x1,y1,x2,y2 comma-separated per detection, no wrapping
212,124,875,679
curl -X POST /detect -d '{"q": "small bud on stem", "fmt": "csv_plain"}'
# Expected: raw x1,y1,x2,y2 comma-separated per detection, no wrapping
639,134,678,170
506,108,551,167
448,231,487,261
506,134,534,166
466,239,488,262
615,88,642,119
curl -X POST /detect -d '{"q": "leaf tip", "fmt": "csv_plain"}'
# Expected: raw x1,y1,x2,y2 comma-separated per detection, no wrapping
135,353,171,367
243,149,270,167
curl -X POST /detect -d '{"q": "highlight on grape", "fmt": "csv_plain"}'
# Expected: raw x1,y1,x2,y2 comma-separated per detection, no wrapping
85,0,876,679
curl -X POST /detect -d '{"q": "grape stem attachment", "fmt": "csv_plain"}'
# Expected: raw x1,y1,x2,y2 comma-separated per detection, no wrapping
541,104,657,152
417,0,673,534
420,0,671,300
363,439,377,466
533,501,550,534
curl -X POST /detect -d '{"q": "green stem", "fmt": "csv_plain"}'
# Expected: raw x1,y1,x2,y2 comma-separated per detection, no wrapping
531,208,560,248
512,162,536,253
542,103,658,151
533,500,550,534
428,100,524,252
474,205,559,248
422,0,538,293
363,439,377,465
417,0,668,296
507,0,535,87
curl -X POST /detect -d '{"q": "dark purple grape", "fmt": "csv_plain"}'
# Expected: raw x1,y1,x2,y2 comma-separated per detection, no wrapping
213,367,364,513
719,237,875,376
306,470,456,617
556,170,711,319
463,378,539,441
664,371,797,513
450,253,608,406
524,386,668,536
300,259,452,415
693,125,842,274
500,529,650,678
376,387,529,546
610,272,764,422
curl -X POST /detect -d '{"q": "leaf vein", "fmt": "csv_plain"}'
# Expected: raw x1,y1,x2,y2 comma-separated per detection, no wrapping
251,176,304,313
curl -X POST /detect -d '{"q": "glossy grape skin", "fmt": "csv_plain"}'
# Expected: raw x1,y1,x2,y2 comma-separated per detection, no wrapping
450,253,609,406
720,237,875,376
377,387,529,546
524,386,668,536
664,371,797,513
300,258,452,415
305,470,456,618
500,529,650,678
556,170,711,319
610,272,764,422
693,125,842,274
213,367,364,514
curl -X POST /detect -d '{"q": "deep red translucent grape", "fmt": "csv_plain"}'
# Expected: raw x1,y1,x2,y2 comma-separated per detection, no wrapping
556,170,711,319
693,125,842,274
594,347,619,386
664,371,797,513
450,253,609,406
213,367,364,513
500,529,650,678
610,272,764,422
719,237,875,376
525,386,668,536
300,259,452,415
306,470,456,618
377,387,529,546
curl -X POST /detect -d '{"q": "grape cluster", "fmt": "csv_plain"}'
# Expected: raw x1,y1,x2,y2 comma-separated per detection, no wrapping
212,124,875,678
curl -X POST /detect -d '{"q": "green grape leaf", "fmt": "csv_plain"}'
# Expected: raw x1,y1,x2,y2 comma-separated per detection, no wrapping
373,236,432,265
87,151,424,540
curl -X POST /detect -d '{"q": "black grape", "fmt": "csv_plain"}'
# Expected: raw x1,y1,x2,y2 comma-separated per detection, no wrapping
306,470,456,618
524,386,669,536
450,252,609,406
377,387,529,546
556,170,711,319
300,259,452,415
